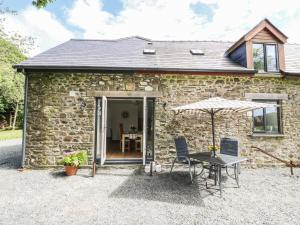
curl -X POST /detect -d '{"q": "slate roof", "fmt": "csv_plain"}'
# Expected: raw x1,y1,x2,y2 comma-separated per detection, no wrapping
15,36,300,74
285,44,300,74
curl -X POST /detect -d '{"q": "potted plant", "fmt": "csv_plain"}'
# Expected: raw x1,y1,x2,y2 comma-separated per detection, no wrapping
208,145,220,157
61,150,87,176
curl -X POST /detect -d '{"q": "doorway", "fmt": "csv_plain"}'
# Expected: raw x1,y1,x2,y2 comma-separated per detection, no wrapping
95,97,155,165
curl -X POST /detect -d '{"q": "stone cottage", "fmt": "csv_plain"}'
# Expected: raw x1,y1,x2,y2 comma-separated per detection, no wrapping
14,19,300,168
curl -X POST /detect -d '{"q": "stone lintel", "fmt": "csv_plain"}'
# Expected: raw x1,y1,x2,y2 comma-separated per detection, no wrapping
245,93,288,100
87,91,162,98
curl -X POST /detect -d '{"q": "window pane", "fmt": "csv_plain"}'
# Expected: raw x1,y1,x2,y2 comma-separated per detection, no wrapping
265,106,279,133
253,108,264,132
253,44,265,71
266,45,278,71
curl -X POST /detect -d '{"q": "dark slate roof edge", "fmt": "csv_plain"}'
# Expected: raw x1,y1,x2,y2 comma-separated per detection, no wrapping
284,72,300,76
70,36,152,42
70,38,234,43
13,65,256,74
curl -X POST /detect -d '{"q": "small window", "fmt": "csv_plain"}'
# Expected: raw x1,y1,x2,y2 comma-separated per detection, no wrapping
253,43,278,72
190,49,204,55
143,49,156,54
252,100,281,134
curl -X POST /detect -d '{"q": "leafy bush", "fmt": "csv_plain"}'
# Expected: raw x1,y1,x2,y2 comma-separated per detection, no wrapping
61,151,87,167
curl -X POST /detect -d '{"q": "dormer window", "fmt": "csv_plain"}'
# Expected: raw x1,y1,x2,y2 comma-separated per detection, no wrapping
253,43,279,72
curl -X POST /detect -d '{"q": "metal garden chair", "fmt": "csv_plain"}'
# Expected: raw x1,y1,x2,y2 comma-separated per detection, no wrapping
170,136,203,183
220,137,241,177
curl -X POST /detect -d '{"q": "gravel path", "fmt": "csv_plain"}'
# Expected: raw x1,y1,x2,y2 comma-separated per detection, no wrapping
0,141,299,225
0,139,22,168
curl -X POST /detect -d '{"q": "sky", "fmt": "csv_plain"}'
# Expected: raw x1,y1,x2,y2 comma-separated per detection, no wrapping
2,0,300,56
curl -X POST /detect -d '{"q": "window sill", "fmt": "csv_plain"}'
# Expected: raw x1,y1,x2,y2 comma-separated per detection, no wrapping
249,133,285,137
254,73,283,78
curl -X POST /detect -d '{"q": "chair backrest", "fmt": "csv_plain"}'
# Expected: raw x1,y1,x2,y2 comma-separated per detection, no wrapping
220,138,238,156
174,137,189,161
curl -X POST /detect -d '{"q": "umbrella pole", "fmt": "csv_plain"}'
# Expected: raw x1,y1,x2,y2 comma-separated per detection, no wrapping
211,110,216,157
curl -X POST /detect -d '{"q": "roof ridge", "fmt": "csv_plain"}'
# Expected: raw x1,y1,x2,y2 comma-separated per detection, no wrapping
70,38,117,42
117,36,152,41
70,38,234,43
152,40,234,43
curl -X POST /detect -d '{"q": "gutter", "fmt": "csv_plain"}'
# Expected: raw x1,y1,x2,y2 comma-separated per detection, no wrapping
13,65,256,74
21,73,28,168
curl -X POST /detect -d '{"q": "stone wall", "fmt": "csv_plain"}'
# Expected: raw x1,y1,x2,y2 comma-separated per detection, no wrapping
156,74,300,167
25,72,161,167
25,72,300,167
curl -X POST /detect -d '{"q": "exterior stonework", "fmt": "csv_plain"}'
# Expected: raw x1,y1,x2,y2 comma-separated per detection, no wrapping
25,72,300,167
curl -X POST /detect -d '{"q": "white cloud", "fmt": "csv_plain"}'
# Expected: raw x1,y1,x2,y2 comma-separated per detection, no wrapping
2,6,74,56
2,0,299,56
68,0,208,40
67,0,300,43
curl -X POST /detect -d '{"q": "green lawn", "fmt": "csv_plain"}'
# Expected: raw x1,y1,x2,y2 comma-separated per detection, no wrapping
0,129,22,141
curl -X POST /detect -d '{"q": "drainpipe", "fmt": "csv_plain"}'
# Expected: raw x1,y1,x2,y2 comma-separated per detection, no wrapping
21,73,28,168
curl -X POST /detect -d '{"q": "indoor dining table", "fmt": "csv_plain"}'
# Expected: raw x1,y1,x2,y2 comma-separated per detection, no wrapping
121,133,143,153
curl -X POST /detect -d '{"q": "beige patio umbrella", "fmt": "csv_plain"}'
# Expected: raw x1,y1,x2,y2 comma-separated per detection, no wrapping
172,97,278,156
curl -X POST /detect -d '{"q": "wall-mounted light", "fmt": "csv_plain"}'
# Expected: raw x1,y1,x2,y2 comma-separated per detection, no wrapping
163,102,167,111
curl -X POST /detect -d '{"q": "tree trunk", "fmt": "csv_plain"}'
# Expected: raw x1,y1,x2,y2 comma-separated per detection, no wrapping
9,113,13,128
12,102,19,130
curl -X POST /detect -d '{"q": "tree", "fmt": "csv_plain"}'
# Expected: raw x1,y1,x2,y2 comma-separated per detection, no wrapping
32,0,55,8
0,38,26,129
0,4,28,129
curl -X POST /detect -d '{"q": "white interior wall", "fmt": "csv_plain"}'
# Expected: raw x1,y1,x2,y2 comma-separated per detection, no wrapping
107,100,141,140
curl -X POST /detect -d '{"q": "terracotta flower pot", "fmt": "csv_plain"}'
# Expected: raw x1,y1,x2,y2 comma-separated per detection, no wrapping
65,166,78,176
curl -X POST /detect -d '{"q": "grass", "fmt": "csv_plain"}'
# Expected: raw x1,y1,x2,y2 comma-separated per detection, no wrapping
0,129,22,141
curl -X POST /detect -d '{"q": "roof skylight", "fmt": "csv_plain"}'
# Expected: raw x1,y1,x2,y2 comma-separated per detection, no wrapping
143,49,156,54
190,49,204,55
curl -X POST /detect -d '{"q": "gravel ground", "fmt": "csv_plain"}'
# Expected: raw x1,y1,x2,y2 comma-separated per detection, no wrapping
0,141,299,225
0,139,22,168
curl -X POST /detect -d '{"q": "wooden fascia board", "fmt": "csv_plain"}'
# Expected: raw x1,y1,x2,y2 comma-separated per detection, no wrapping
245,21,287,43
278,43,286,71
226,19,288,55
246,40,253,69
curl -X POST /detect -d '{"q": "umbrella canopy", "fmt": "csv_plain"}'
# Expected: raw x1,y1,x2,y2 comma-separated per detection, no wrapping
172,97,278,156
172,97,277,113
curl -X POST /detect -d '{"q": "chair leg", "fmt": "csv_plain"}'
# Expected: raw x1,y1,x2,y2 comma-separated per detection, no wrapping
214,167,217,186
188,161,193,183
218,166,222,197
234,164,240,187
170,158,176,174
237,163,241,174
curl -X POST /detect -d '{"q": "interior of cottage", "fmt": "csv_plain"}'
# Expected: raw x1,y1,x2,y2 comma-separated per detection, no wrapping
106,99,144,159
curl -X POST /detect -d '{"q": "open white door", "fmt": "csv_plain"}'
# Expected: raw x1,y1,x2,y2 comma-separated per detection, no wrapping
100,96,107,165
143,96,147,165
96,98,101,162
